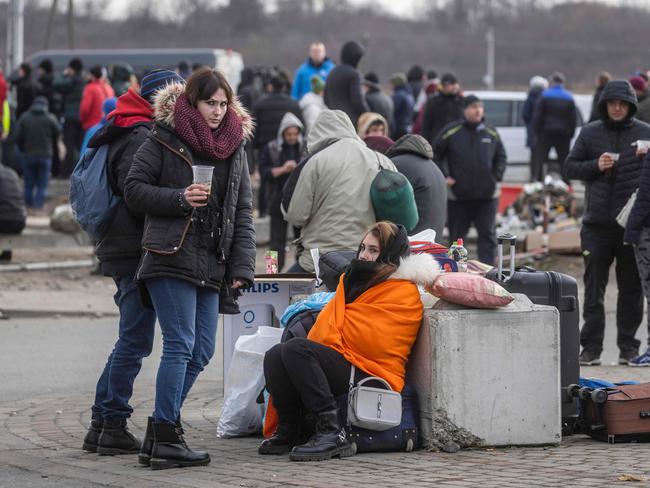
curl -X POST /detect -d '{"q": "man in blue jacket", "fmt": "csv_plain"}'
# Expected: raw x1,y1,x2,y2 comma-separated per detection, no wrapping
291,42,335,101
532,72,577,182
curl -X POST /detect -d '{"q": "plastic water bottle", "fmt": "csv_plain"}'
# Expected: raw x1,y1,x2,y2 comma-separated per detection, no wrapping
455,238,468,272
448,239,469,272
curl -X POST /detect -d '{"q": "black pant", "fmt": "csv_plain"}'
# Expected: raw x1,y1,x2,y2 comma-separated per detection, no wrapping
448,198,498,265
580,223,643,355
61,117,84,178
532,132,571,183
269,212,288,271
264,338,367,416
0,220,26,235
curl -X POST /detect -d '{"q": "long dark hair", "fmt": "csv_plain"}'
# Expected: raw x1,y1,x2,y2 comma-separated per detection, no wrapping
345,222,404,302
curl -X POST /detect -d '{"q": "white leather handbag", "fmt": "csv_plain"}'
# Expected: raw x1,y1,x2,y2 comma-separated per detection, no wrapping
347,365,402,431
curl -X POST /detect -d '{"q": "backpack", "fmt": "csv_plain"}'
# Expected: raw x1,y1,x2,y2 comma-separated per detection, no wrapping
281,309,321,343
69,145,120,240
369,154,419,232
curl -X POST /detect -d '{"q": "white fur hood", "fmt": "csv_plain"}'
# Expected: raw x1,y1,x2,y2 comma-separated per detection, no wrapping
151,82,254,141
390,253,440,285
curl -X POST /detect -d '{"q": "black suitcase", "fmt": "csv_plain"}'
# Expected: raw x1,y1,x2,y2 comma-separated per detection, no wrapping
486,233,580,435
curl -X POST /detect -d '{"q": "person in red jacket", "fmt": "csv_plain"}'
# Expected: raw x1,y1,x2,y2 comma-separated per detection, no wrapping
79,65,115,131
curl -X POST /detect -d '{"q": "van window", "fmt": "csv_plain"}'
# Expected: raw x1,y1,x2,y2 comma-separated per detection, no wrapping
483,100,512,127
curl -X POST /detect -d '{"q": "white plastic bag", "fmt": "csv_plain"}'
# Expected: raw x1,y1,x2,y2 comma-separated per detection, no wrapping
408,228,437,243
216,326,283,438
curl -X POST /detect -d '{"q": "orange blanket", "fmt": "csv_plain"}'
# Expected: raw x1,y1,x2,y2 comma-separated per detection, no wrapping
308,275,423,392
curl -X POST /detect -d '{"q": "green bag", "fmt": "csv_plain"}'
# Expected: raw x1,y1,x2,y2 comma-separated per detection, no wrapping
369,155,419,232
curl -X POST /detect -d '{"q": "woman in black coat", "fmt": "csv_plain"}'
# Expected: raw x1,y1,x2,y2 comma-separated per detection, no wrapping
124,68,255,469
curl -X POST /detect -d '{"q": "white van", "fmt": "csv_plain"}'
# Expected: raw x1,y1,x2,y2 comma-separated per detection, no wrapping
467,90,593,182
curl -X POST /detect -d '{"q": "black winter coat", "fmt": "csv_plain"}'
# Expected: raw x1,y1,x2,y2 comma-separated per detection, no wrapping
323,41,368,124
386,135,447,237
91,120,152,277
0,163,26,225
565,79,650,227
532,85,577,137
252,93,302,149
625,153,650,244
13,76,40,119
421,93,464,145
124,123,255,292
432,119,507,201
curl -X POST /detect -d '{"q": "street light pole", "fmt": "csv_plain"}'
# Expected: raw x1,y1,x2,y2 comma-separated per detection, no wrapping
485,27,495,90
5,0,25,75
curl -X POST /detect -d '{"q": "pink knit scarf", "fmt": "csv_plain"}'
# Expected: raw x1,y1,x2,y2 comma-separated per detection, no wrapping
173,93,243,160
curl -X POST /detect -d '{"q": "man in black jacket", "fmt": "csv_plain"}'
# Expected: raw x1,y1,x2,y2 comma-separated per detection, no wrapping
323,40,368,125
433,95,507,265
564,79,650,367
81,70,185,457
252,76,303,217
421,72,463,145
0,162,26,262
531,72,577,182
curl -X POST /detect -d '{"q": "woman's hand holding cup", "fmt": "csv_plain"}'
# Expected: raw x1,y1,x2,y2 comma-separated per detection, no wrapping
184,184,210,207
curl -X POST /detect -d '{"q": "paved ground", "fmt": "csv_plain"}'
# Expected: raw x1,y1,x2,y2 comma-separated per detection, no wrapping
2,182,650,486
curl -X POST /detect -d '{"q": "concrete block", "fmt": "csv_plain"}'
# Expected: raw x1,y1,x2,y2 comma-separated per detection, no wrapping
407,293,561,447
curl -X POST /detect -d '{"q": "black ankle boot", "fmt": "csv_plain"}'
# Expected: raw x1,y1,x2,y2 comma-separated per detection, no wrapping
289,409,354,462
138,417,155,466
97,418,141,455
259,421,302,455
149,422,210,470
82,419,103,453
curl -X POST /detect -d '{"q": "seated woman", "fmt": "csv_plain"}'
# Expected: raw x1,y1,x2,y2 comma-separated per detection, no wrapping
260,221,437,462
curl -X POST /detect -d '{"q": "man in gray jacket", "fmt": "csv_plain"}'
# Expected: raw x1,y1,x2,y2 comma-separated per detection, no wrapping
282,109,397,273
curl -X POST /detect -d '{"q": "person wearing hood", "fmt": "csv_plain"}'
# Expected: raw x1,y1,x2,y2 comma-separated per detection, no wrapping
630,76,650,124
258,112,305,270
531,72,577,182
565,79,650,368
80,96,117,155
421,72,463,145
386,134,447,237
259,221,437,461
110,63,136,97
124,67,255,469
522,75,549,154
363,134,395,154
391,73,415,140
282,109,398,273
291,42,335,101
253,76,303,217
432,95,506,265
363,72,394,128
299,75,326,136
81,69,184,459
14,96,60,208
356,111,389,139
323,41,369,124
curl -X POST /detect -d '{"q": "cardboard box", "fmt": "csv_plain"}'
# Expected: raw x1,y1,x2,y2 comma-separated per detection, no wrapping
547,229,581,254
525,231,547,251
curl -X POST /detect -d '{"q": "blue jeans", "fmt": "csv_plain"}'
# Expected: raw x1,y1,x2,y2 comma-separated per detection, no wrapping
92,275,157,421
21,156,51,208
147,277,219,425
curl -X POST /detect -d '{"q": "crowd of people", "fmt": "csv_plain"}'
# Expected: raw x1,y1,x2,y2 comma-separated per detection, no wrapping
2,38,650,467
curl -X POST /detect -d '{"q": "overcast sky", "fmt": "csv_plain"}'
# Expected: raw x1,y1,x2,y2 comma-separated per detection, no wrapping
5,0,648,22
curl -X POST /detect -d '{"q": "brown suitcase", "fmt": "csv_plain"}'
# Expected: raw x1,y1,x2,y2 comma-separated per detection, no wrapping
580,383,650,443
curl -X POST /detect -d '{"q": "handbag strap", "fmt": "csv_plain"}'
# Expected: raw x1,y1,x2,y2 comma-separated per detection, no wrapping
349,363,356,391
